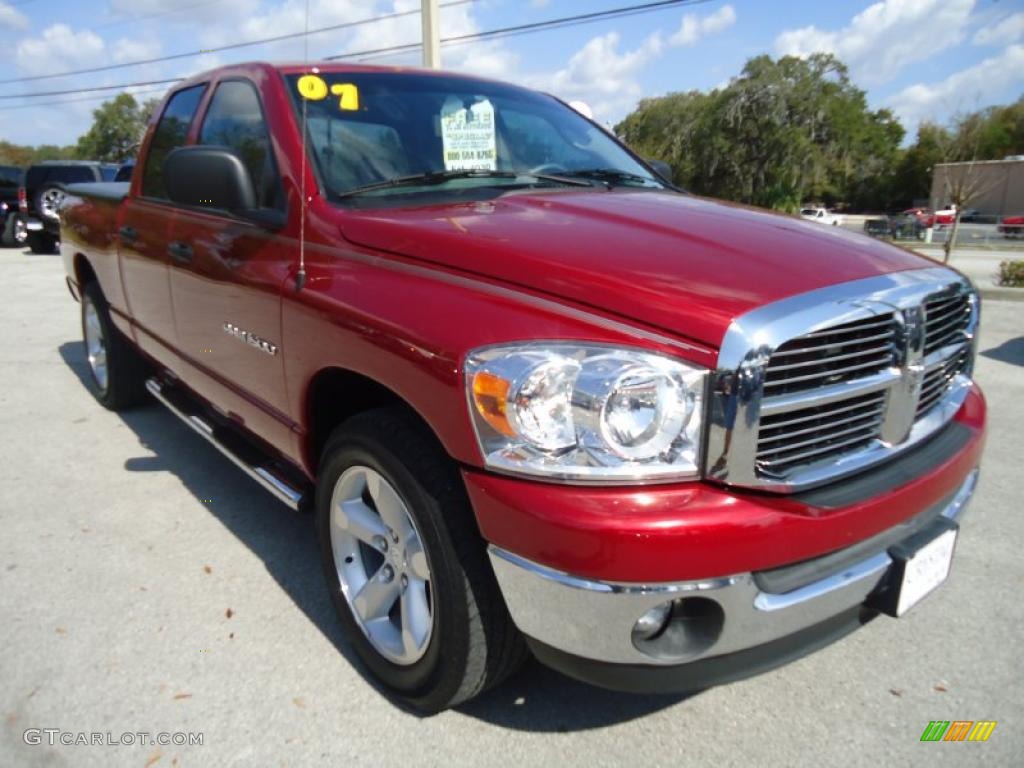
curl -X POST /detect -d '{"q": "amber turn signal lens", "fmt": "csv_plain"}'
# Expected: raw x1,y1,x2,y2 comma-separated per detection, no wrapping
472,371,517,437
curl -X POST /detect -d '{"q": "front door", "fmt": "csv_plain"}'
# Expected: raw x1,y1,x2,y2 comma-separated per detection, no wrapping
166,78,294,452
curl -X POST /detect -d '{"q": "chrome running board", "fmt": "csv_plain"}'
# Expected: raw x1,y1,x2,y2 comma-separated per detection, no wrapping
145,378,305,510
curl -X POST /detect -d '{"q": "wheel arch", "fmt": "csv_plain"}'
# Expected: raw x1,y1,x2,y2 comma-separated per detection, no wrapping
303,366,450,475
73,252,98,289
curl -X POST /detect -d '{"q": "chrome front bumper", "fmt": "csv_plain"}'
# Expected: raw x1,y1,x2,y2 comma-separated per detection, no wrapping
489,469,977,667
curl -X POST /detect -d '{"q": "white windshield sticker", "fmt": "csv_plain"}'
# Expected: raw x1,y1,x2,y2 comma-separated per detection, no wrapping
440,97,497,171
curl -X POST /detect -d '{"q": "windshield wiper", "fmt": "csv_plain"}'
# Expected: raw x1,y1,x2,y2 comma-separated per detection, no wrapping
554,168,660,187
335,169,589,199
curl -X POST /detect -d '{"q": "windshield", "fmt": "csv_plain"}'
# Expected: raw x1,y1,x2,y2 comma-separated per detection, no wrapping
285,71,663,204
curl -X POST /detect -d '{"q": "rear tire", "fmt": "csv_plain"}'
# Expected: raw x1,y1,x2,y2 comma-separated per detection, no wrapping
27,232,57,254
1,216,16,247
35,183,66,222
81,281,148,410
316,407,526,713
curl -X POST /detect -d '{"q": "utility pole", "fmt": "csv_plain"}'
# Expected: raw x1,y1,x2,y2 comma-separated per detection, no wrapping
422,0,441,69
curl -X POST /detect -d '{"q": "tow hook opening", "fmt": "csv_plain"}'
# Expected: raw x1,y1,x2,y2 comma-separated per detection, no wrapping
631,596,725,661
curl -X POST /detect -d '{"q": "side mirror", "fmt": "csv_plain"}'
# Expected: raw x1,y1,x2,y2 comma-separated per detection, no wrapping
647,159,673,182
164,146,283,229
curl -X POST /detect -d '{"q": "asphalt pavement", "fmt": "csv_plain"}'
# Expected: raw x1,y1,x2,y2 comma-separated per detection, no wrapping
1,248,1021,767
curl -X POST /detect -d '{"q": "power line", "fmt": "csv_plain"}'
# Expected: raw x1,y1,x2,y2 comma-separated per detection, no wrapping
327,0,713,61
93,0,228,32
0,0,715,104
0,86,170,113
0,78,183,101
0,0,477,86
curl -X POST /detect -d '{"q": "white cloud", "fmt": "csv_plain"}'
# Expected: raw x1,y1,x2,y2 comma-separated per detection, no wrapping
888,44,1024,133
775,0,975,85
16,25,107,77
525,32,664,120
671,4,736,47
973,12,1024,46
0,1,28,30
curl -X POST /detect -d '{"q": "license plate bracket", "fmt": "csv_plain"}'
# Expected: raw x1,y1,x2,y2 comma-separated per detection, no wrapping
869,517,958,617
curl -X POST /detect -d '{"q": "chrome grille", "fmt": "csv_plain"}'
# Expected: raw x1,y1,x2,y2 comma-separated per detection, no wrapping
763,314,897,396
707,267,978,492
917,346,969,419
756,391,887,474
923,291,971,355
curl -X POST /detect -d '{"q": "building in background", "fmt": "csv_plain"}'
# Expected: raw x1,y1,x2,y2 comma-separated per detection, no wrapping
930,157,1024,218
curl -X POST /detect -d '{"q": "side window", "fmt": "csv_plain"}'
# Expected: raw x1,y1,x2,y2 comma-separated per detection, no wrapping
199,80,284,210
142,85,206,200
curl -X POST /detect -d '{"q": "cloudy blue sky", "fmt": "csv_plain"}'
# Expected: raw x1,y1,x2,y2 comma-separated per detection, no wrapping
0,0,1022,147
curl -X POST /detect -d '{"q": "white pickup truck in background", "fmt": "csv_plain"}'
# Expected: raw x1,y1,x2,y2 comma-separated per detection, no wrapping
800,207,844,226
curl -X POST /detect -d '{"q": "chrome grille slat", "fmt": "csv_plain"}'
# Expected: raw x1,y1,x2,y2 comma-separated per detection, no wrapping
803,318,893,338
771,330,895,356
763,355,895,389
757,413,884,451
757,430,879,470
925,302,967,328
761,314,897,397
765,345,895,372
923,292,971,356
758,393,887,431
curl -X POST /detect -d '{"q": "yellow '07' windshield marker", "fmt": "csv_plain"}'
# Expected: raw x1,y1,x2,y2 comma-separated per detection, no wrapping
296,74,328,101
331,83,359,111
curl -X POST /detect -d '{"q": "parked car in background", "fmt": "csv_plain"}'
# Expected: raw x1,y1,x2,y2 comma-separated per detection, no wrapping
934,208,958,227
998,215,1023,237
0,164,23,246
902,207,935,228
15,160,118,253
799,206,843,226
114,161,135,183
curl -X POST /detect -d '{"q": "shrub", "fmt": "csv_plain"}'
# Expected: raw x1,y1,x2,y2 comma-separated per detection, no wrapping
997,260,1024,287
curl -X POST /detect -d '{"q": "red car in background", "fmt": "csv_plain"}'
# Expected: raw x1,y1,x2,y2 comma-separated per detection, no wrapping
998,215,1024,237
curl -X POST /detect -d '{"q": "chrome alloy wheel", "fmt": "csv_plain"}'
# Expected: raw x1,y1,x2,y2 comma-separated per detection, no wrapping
330,466,433,665
39,187,65,220
83,295,108,392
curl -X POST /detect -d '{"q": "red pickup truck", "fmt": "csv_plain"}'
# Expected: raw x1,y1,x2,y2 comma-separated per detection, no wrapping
61,62,985,712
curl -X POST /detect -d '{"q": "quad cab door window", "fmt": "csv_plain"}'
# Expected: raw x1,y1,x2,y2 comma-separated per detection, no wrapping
120,84,206,355
166,79,292,451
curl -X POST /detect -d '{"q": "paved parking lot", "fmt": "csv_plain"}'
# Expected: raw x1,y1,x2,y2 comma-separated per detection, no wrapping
1,249,1021,767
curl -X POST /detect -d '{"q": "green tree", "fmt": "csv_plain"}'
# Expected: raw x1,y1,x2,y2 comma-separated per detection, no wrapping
75,93,147,162
617,53,904,211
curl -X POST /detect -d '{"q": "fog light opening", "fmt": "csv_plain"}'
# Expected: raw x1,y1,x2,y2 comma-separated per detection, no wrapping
632,602,672,642
631,596,725,661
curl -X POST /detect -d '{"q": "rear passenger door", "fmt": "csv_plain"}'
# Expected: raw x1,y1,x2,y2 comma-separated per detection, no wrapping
119,84,206,360
166,78,294,451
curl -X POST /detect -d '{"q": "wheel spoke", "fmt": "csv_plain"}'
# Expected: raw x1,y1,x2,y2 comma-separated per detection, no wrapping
405,531,430,581
336,499,388,545
401,581,431,657
353,566,400,621
367,472,411,539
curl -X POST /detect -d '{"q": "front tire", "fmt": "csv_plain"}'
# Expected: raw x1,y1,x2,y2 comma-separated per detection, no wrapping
316,408,526,713
81,281,148,410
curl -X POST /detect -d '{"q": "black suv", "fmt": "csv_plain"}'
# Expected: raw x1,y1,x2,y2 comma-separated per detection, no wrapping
0,165,22,247
16,161,118,253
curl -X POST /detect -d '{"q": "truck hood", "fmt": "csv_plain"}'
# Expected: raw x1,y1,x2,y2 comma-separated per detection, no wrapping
339,190,932,348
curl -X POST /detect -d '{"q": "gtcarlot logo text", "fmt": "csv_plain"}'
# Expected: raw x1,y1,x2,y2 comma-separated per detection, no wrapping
23,729,204,747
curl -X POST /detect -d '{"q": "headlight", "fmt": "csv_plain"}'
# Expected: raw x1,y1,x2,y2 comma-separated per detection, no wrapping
465,343,706,483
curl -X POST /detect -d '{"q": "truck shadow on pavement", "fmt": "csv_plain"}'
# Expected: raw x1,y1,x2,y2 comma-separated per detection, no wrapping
981,336,1024,367
58,342,691,730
